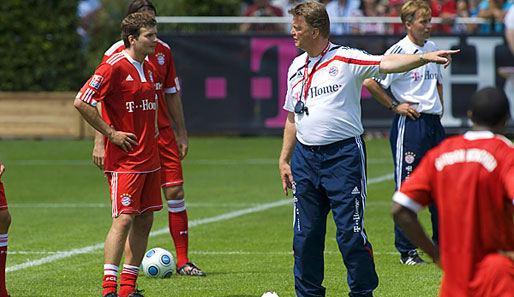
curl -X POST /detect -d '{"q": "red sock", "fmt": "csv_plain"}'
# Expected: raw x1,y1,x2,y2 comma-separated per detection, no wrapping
102,264,118,296
118,264,139,297
0,235,8,297
168,199,189,268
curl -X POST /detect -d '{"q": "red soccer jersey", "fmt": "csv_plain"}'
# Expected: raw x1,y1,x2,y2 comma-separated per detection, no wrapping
393,131,514,297
77,51,160,173
103,39,179,129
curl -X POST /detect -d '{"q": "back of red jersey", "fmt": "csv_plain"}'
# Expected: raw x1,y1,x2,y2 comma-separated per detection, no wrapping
77,52,160,172
395,131,514,296
103,39,179,129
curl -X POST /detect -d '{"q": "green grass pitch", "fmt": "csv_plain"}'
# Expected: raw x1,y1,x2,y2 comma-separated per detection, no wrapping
0,137,441,296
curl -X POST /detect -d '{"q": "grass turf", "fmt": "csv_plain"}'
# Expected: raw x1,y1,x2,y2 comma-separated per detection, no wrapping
0,137,441,296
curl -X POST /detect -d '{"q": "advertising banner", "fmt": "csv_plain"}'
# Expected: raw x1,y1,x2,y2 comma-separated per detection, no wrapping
161,34,514,135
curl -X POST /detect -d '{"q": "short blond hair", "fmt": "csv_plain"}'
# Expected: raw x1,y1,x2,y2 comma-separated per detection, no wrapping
288,1,330,38
401,0,431,25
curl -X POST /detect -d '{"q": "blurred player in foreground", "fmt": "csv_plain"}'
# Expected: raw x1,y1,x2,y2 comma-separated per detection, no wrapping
94,0,204,277
363,0,445,265
0,160,11,297
75,13,161,297
392,87,514,297
279,1,458,296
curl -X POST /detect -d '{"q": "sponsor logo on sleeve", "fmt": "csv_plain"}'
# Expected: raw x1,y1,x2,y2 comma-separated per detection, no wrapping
89,75,104,89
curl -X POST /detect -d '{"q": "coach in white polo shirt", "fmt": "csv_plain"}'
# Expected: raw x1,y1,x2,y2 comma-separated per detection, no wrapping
364,0,446,266
278,2,458,297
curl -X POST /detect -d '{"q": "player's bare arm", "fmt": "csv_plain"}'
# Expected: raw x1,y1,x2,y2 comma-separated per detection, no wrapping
92,101,106,170
363,79,420,120
391,202,441,268
279,112,297,196
380,49,460,73
0,160,4,178
74,98,138,152
165,92,188,159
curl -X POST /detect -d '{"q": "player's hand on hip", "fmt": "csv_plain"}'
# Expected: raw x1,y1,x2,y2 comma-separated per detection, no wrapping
176,134,189,160
279,162,294,196
393,103,420,120
110,131,138,152
0,160,5,178
92,143,106,171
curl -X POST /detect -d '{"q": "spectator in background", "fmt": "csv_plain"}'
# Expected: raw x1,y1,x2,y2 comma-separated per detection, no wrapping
498,5,514,120
326,0,361,34
451,0,474,33
470,0,513,34
430,0,457,33
272,0,307,32
388,0,406,35
352,0,388,34
240,0,284,32
77,0,102,47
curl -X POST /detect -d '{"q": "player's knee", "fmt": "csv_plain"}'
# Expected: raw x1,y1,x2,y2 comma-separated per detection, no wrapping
0,211,11,233
164,185,184,201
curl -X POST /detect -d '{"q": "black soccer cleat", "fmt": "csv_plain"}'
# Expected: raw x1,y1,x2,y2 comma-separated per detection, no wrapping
102,292,120,297
400,250,428,265
127,289,145,297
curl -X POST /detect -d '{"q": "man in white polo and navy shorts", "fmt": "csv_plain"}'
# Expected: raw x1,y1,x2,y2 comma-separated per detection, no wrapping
364,0,445,265
278,2,458,296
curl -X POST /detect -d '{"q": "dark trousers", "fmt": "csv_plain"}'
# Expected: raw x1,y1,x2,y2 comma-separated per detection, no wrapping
291,136,378,297
390,113,445,255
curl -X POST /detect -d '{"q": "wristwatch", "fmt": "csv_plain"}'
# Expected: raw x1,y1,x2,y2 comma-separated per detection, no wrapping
389,101,398,110
419,53,426,64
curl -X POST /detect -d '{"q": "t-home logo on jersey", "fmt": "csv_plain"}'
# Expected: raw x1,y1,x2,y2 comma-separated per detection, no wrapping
125,99,157,112
308,84,341,99
411,70,441,82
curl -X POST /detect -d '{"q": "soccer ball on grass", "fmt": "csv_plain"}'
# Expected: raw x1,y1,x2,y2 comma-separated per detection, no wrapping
141,247,175,278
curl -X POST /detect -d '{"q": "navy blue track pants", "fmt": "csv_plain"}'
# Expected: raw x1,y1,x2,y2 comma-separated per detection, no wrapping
291,136,378,297
390,113,445,255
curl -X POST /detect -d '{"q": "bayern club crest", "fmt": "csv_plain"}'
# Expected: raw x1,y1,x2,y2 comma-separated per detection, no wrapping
328,66,339,76
404,152,416,164
155,53,165,65
120,193,132,206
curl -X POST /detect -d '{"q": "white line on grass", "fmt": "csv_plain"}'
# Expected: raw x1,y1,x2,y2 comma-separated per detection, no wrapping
8,158,391,166
6,173,393,273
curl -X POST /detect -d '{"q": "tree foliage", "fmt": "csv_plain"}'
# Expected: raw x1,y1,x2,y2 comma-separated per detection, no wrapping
0,0,86,91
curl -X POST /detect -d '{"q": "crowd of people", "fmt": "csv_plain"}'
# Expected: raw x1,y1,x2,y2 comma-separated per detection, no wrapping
240,0,514,34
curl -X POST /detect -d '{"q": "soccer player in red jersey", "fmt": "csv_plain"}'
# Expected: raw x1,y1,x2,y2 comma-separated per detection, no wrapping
0,159,11,297
75,13,161,297
392,87,514,297
92,0,204,277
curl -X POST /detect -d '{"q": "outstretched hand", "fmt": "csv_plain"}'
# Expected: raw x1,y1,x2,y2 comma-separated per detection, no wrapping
424,49,460,68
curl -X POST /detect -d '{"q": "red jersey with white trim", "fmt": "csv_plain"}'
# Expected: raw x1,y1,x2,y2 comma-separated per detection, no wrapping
284,42,384,145
76,51,160,173
393,131,514,297
103,39,179,129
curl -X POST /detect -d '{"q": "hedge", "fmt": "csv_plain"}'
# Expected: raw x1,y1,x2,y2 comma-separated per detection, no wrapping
0,0,86,91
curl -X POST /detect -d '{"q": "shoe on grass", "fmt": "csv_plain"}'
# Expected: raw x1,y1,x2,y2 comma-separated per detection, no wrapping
177,262,206,276
400,250,428,265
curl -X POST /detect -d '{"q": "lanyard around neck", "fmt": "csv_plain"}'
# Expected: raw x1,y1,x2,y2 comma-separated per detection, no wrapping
299,42,330,103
